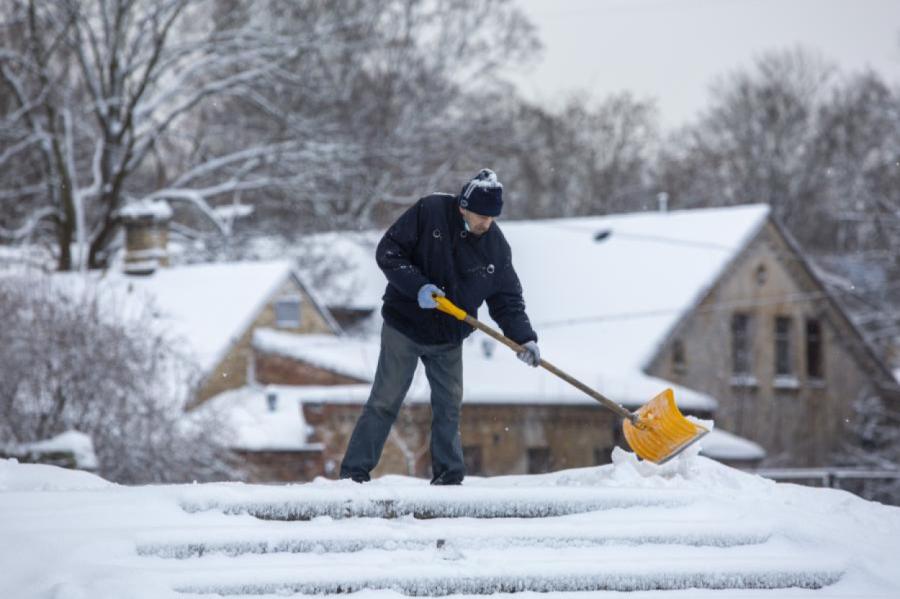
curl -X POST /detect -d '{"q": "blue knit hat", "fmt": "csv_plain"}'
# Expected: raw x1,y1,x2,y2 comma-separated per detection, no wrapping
458,168,503,216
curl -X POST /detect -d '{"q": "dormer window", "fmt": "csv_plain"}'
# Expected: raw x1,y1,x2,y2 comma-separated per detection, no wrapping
274,296,302,328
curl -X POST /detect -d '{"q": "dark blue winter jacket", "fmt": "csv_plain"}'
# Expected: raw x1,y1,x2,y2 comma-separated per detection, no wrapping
377,193,537,346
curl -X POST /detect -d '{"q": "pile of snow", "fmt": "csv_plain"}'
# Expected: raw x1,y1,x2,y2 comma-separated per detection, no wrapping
1,451,900,598
0,458,111,492
5,430,99,470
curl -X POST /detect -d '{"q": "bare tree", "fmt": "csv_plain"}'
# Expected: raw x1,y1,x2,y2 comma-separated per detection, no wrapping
655,47,835,227
203,0,541,237
0,1,356,269
0,1,540,266
471,91,659,219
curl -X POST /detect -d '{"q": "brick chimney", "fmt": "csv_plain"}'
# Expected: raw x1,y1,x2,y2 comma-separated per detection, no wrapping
119,200,172,275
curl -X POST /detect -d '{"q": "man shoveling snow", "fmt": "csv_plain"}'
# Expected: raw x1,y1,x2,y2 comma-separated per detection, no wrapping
340,169,540,485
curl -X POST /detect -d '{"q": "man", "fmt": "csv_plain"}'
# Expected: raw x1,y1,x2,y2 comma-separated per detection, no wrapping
339,169,540,485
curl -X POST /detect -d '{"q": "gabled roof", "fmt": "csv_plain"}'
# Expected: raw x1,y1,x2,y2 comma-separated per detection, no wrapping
288,204,772,411
51,260,335,375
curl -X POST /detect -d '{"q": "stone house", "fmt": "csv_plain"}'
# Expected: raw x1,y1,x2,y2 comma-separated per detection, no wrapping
645,216,900,466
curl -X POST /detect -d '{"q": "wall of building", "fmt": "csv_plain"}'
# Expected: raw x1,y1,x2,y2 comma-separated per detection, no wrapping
237,449,323,483
255,353,366,386
302,402,618,479
647,222,878,466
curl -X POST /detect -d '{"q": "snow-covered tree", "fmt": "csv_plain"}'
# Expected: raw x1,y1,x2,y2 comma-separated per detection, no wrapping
0,1,540,268
0,275,239,483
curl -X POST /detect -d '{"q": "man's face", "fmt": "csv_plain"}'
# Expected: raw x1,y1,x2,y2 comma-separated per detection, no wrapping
459,207,494,236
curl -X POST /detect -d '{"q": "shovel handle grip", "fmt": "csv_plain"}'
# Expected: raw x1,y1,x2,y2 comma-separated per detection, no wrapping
433,295,636,422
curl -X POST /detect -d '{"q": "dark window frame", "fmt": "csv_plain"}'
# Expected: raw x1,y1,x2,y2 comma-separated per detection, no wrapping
774,315,793,377
672,338,687,374
274,296,303,328
731,313,752,375
806,318,824,380
527,447,551,474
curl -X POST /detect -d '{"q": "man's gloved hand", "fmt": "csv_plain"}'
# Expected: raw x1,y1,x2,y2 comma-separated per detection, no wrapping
417,283,445,309
517,341,540,367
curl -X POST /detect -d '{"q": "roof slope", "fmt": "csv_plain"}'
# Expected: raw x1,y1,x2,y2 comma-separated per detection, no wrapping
53,260,297,374
286,205,771,410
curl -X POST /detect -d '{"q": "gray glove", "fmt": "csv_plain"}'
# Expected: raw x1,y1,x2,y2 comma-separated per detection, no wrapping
417,283,445,309
517,341,540,367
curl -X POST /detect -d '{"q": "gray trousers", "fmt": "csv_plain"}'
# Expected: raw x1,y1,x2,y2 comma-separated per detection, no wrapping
339,323,464,482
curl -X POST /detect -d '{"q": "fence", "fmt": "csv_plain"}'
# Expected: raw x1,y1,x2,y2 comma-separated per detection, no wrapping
753,467,900,505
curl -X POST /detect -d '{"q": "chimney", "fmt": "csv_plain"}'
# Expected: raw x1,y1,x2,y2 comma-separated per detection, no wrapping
657,192,669,213
119,200,172,275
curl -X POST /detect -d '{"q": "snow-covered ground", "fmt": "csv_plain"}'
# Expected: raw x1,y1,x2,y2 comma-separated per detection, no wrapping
2,447,900,598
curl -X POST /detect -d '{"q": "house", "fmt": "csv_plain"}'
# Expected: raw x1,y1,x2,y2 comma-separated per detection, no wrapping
51,199,341,406
226,203,900,481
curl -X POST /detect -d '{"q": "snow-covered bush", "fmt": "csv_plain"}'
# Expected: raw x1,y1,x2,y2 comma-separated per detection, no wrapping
0,276,240,483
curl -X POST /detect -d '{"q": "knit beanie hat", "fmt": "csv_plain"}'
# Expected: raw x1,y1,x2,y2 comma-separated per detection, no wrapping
458,168,503,217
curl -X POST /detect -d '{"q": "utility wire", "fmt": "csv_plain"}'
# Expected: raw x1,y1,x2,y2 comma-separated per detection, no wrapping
535,280,900,330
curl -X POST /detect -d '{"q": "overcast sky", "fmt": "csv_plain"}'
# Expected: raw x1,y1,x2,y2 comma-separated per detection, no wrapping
510,0,900,129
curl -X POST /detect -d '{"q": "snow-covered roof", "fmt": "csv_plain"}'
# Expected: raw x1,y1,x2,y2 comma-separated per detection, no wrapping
698,429,766,461
286,204,771,411
118,199,173,222
201,386,322,452
252,328,715,410
52,260,300,375
5,430,99,470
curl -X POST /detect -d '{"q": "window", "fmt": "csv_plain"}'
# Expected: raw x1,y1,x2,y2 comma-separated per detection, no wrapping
527,447,551,474
672,339,687,374
463,446,482,475
806,319,824,380
274,297,302,328
774,316,793,376
731,313,752,375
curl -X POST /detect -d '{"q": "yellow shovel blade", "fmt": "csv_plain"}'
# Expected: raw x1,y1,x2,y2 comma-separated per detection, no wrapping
622,388,709,464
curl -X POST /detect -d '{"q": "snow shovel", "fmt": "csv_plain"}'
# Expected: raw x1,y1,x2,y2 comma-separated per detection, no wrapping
433,295,709,464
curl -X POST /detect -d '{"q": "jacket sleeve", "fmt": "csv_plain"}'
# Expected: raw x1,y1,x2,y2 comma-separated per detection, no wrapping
486,255,537,345
376,200,430,299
